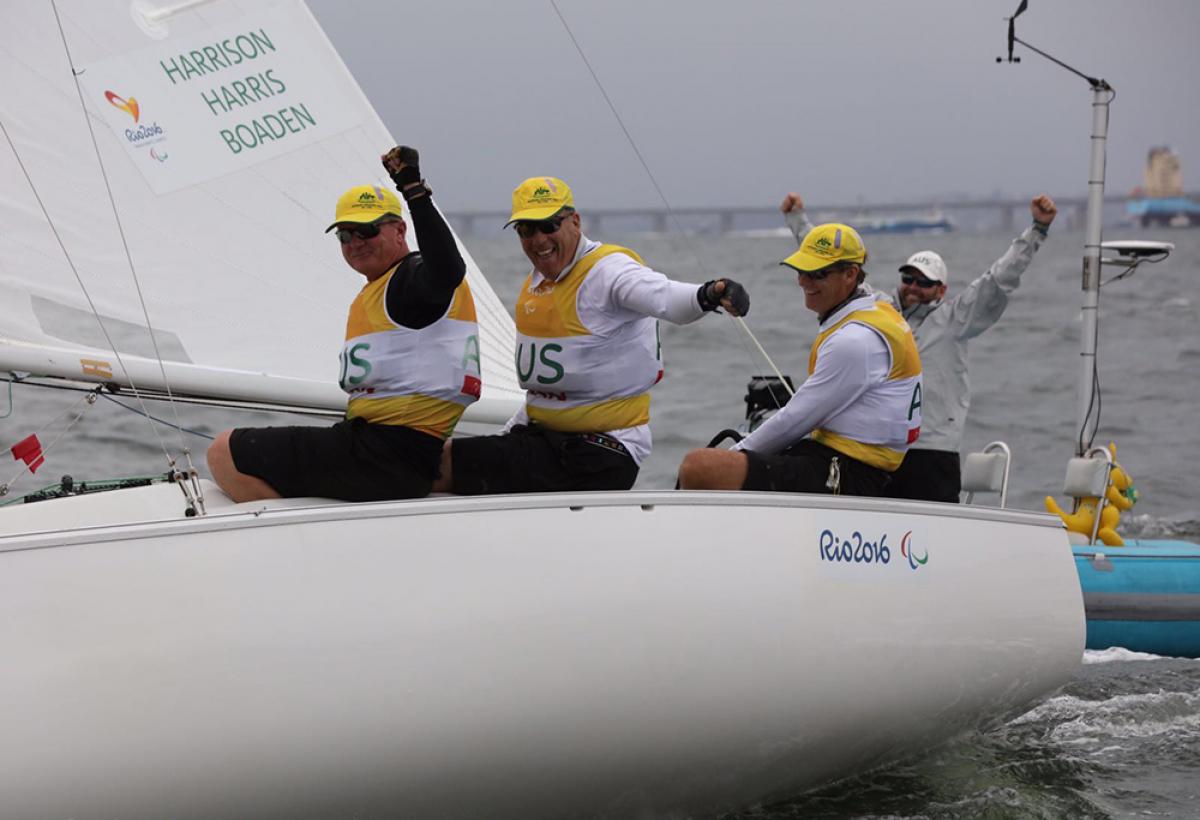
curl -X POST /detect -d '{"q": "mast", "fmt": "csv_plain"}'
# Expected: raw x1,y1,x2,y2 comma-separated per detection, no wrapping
996,1,1113,456
1077,80,1112,456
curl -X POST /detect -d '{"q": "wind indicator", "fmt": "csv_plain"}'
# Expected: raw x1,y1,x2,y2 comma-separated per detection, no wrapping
996,0,1026,63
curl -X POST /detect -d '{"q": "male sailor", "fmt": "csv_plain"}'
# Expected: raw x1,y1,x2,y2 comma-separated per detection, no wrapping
207,146,481,502
432,176,750,494
780,192,1057,501
678,223,922,496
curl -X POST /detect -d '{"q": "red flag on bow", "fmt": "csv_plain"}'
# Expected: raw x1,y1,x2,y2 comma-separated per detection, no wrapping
11,434,45,474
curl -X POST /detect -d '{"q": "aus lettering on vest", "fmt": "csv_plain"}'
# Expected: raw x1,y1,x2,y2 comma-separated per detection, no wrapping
339,342,371,389
516,341,565,385
461,335,482,398
907,382,922,443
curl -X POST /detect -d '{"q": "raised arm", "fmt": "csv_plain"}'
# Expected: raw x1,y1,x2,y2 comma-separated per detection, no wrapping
781,191,815,246
380,145,467,328
947,193,1056,340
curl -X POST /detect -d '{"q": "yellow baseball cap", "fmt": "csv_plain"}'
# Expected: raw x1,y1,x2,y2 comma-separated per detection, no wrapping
781,223,868,272
325,185,404,232
506,176,574,225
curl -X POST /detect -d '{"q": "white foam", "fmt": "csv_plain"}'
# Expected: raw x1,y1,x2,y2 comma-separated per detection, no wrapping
1083,647,1170,664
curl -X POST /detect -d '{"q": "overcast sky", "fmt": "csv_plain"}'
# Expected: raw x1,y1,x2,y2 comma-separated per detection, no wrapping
307,0,1200,213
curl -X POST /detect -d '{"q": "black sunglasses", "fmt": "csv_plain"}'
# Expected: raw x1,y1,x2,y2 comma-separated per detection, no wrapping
900,272,939,288
336,222,388,244
798,263,853,281
514,214,569,239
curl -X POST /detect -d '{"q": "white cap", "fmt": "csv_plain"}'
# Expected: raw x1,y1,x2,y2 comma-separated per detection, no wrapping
899,250,948,284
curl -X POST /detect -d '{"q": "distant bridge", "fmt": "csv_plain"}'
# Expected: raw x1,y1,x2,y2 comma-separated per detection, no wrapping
446,193,1199,236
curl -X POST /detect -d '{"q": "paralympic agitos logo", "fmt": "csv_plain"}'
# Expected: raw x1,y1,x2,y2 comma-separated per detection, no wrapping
899,531,928,571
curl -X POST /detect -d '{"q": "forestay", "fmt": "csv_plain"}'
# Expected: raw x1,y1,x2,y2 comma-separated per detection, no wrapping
0,0,522,422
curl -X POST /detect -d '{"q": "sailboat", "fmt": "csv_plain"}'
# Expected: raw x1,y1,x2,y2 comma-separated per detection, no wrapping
0,1,1083,817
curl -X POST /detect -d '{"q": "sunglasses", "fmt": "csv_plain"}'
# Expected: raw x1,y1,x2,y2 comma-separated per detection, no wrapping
900,272,939,288
514,214,569,239
336,222,391,244
799,263,853,281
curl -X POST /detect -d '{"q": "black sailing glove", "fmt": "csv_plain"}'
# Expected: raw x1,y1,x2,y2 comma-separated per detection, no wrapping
698,278,750,317
382,145,422,188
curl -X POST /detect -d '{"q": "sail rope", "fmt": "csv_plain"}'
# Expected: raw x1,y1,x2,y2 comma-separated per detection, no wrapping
0,386,100,498
43,1,204,511
548,1,793,405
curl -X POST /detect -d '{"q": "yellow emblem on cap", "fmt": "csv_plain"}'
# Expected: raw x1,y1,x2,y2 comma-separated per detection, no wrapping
326,185,404,232
506,176,574,225
781,223,868,272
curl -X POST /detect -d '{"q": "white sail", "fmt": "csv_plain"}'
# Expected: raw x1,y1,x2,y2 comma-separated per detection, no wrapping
0,0,522,421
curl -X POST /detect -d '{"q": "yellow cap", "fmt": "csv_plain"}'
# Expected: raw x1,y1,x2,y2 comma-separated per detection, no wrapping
781,223,868,272
506,177,574,225
325,185,404,232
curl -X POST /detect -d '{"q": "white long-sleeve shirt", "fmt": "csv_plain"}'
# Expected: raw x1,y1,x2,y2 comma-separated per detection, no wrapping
735,293,894,457
504,236,707,463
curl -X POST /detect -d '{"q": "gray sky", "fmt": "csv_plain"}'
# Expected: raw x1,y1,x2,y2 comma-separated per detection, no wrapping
308,0,1200,212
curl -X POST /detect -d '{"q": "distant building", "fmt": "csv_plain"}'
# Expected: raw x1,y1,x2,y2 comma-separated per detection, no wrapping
1128,146,1200,227
1143,147,1183,198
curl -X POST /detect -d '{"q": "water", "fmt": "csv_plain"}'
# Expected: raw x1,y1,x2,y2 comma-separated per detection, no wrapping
3,226,1200,817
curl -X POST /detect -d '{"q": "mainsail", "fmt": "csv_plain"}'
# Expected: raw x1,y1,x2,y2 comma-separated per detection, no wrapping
0,0,522,422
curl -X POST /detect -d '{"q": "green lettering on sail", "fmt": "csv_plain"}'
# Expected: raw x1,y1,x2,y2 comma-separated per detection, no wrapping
217,102,316,154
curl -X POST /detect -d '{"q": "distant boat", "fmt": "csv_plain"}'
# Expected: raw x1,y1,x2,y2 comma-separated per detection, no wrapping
852,210,955,235
1125,196,1200,228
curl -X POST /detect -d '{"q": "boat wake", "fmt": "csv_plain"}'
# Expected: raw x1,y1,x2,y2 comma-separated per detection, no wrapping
1121,512,1200,541
1082,647,1171,664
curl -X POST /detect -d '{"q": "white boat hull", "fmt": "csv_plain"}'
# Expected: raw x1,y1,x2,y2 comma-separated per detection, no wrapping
0,485,1083,818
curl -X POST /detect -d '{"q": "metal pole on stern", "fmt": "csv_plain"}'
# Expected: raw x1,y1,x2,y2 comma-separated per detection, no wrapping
1076,80,1112,456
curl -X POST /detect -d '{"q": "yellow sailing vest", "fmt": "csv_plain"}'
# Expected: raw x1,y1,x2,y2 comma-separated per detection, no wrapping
514,244,662,433
340,263,481,439
808,301,922,471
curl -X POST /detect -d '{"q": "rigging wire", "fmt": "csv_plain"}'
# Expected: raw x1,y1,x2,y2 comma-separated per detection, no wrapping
97,393,215,441
46,1,203,505
548,1,794,403
0,113,174,462
1,387,100,496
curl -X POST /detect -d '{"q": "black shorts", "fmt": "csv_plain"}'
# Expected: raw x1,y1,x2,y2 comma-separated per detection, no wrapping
741,439,891,497
450,424,638,495
229,417,443,501
884,448,961,503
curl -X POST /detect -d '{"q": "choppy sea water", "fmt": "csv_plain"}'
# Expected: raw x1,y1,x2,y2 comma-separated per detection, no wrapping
3,226,1199,817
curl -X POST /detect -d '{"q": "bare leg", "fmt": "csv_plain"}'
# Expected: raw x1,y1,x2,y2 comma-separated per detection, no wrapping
677,448,749,490
430,440,454,493
206,431,283,502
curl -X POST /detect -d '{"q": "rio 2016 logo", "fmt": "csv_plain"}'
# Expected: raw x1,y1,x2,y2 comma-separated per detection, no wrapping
819,528,928,571
819,529,891,564
104,90,167,150
104,91,139,122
